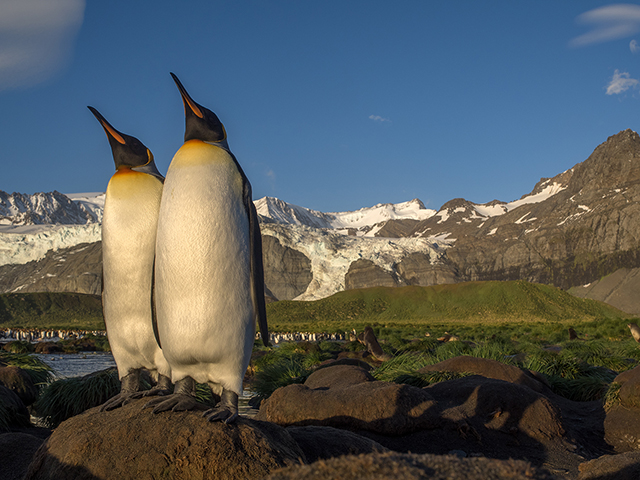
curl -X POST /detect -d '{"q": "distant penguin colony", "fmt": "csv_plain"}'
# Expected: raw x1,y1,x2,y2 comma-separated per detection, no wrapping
89,73,268,423
88,107,172,410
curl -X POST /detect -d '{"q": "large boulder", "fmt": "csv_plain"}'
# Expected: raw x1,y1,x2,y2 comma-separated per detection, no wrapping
0,433,45,480
24,398,305,480
605,366,640,452
0,385,30,430
418,356,549,393
303,365,375,390
0,365,39,405
577,451,640,479
257,380,441,436
264,452,560,480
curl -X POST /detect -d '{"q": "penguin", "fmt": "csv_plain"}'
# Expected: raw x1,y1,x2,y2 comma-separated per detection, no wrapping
88,106,172,410
146,73,268,423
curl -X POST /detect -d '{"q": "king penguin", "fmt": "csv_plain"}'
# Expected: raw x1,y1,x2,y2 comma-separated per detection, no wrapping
147,73,268,423
88,106,172,410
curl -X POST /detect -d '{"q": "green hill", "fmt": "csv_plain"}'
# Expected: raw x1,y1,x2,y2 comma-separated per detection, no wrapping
0,281,630,332
266,280,630,331
0,292,104,330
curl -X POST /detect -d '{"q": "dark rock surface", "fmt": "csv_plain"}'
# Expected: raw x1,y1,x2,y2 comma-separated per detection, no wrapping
0,432,45,480
0,385,30,429
262,234,313,300
604,366,640,452
24,398,306,480
419,355,550,393
256,380,440,436
345,259,401,290
264,452,560,480
577,451,640,480
0,365,38,405
569,267,640,316
286,426,388,463
303,364,375,390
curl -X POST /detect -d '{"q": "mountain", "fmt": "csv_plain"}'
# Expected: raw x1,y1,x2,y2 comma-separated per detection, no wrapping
1,129,639,315
0,191,102,227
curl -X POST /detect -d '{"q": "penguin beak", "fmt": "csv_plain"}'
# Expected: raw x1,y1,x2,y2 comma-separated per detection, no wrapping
87,106,127,145
170,72,204,119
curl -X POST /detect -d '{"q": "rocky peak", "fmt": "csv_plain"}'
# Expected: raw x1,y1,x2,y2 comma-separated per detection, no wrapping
0,191,97,226
568,129,640,194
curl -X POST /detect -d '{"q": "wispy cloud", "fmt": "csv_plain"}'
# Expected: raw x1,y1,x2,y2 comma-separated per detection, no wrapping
0,0,85,91
606,69,640,95
570,4,640,47
631,39,640,53
369,114,390,122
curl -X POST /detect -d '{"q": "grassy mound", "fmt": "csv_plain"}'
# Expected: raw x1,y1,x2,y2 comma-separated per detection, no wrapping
266,280,629,331
0,292,104,330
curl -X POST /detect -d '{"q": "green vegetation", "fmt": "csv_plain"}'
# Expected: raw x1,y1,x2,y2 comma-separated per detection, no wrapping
266,281,629,332
0,292,104,330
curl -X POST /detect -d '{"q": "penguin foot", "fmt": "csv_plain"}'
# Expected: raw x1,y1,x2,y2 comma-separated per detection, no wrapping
144,394,208,413
100,369,140,412
131,373,173,399
203,388,239,423
100,391,136,412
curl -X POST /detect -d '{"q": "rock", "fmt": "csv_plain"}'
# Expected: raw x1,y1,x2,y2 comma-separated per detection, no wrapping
345,259,401,290
304,365,374,390
418,356,549,393
0,385,30,430
0,365,39,405
264,452,560,480
34,342,63,354
426,376,564,442
0,432,45,480
286,426,388,462
578,451,640,479
24,398,305,480
257,381,440,436
262,234,313,300
604,366,640,452
396,253,458,287
315,358,374,372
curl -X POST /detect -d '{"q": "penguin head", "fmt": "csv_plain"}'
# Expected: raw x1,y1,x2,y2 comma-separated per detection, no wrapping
170,72,228,147
88,106,163,180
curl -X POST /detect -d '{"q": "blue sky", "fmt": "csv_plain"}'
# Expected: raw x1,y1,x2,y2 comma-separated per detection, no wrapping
1,1,640,213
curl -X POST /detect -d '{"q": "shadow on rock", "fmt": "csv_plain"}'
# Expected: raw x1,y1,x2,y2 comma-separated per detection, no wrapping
24,398,306,480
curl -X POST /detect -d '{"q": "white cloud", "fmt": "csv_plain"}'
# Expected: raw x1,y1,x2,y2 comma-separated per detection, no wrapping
0,0,85,91
570,4,640,47
369,114,390,122
606,69,640,94
631,39,640,53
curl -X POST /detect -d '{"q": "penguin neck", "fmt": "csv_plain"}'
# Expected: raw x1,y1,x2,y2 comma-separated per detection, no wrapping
173,139,233,166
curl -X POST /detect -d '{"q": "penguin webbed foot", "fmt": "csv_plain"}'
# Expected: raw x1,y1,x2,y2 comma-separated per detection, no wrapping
203,389,239,424
144,394,209,413
131,373,173,399
100,391,136,412
143,376,208,413
100,369,140,412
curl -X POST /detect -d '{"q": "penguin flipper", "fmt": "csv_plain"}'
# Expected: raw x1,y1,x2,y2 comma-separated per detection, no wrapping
151,257,162,349
245,183,269,347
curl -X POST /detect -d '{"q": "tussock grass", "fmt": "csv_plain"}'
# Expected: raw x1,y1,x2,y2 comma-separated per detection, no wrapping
0,351,54,388
34,368,120,428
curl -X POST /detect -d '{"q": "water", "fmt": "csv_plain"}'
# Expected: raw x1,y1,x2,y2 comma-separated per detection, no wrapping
32,351,257,417
34,352,116,379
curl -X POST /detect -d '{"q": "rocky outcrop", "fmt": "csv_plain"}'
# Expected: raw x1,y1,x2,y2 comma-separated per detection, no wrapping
25,399,306,480
262,235,313,300
577,452,640,480
264,452,560,480
569,267,640,316
345,259,401,290
0,365,38,406
0,385,30,430
0,242,101,295
604,365,640,452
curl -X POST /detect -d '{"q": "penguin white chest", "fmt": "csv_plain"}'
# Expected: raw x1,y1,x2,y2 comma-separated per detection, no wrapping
155,141,253,369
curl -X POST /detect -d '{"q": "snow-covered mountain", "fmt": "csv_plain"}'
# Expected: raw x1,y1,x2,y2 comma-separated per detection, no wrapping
255,197,436,235
0,191,102,227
